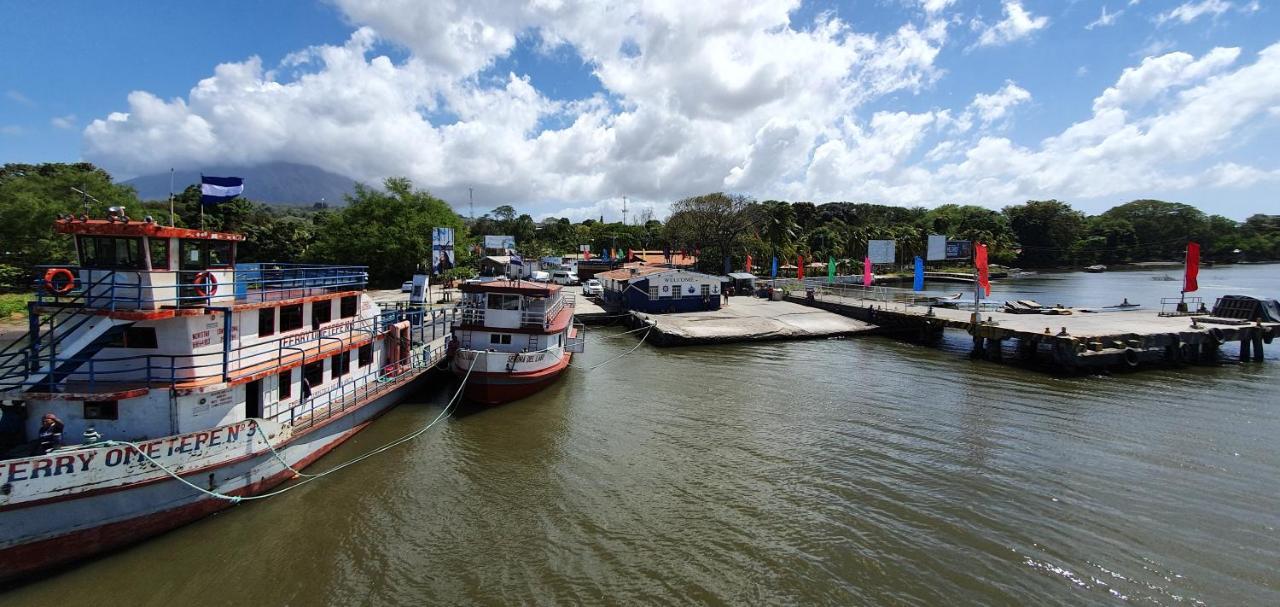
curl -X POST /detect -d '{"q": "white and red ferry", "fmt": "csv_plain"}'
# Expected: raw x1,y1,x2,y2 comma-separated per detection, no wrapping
0,211,452,582
451,280,584,404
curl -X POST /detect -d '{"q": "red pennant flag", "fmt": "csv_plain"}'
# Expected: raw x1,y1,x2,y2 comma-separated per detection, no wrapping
798,255,805,280
1183,241,1200,293
583,250,590,261
627,248,634,262
863,255,873,286
745,254,753,273
974,242,991,297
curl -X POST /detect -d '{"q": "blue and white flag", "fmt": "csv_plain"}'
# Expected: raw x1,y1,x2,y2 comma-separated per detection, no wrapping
200,175,244,206
510,253,524,267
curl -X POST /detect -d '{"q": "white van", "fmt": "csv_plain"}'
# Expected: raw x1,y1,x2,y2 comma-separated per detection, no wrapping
530,270,551,282
550,270,579,285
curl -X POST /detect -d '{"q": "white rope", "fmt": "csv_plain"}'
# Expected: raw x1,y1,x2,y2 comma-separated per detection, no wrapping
102,355,478,504
598,323,654,339
569,326,652,370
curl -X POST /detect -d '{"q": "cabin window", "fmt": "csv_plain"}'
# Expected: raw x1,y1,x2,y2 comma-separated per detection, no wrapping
486,293,521,311
79,236,145,270
179,239,236,270
489,334,512,345
648,285,660,300
278,370,292,400
339,296,358,318
84,400,119,420
331,351,350,380
105,326,158,349
280,304,303,332
358,343,373,367
258,307,276,337
312,299,332,329
303,360,324,388
148,238,170,270
700,285,710,297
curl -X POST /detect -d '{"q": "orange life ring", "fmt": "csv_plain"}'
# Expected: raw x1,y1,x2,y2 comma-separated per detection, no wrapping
193,271,217,297
43,267,76,295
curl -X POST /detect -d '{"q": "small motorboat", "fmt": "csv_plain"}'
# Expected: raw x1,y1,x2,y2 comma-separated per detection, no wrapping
1085,264,1107,273
1104,298,1140,309
1151,274,1177,281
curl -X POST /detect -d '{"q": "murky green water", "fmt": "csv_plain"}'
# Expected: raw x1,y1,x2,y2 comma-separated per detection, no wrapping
6,265,1280,605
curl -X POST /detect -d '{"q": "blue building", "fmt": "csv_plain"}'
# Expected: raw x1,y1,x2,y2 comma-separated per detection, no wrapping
598,267,723,313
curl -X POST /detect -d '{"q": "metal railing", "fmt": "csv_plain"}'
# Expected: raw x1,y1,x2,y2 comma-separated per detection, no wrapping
457,293,575,328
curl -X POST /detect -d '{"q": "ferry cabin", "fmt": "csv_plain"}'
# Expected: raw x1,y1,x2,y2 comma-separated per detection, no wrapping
0,218,443,456
454,280,576,359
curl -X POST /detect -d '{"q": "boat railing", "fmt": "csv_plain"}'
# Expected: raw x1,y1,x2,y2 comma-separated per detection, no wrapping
29,263,369,311
458,293,574,329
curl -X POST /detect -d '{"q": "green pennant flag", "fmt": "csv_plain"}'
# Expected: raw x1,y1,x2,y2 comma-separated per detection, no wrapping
828,255,836,284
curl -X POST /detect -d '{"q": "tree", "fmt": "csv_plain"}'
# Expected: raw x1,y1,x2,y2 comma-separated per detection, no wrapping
1003,200,1086,267
310,177,468,286
664,193,754,271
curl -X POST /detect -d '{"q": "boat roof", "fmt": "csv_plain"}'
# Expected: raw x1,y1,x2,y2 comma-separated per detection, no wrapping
54,218,245,241
595,266,669,281
460,279,561,296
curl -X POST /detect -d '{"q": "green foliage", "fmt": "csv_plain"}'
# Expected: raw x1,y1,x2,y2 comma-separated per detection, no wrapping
1004,200,1086,267
664,193,755,271
309,178,469,287
0,293,32,317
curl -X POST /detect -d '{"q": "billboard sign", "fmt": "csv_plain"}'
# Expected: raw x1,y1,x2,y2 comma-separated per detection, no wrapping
867,239,896,264
484,235,516,251
927,234,946,261
432,227,455,274
945,240,972,261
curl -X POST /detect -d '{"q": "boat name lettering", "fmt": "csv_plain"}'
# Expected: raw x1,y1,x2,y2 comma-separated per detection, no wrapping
282,321,355,347
2,422,256,485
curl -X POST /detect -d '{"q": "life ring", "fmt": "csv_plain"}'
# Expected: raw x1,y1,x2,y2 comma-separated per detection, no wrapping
193,271,217,297
43,267,76,295
1122,348,1141,368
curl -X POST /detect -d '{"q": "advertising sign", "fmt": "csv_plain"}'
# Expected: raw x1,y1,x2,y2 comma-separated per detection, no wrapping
484,235,516,251
867,239,896,264
927,234,946,261
432,227,455,274
945,240,972,261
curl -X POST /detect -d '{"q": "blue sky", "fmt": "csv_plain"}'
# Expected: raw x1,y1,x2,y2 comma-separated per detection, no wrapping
2,1,1278,220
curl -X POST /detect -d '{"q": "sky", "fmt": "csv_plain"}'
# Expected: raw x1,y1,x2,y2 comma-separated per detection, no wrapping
1,0,1277,221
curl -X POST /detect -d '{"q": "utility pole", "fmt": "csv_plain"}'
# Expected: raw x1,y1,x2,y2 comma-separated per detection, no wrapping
621,195,628,226
468,187,474,220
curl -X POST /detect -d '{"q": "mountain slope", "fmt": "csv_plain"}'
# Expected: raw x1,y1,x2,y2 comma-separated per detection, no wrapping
123,162,358,205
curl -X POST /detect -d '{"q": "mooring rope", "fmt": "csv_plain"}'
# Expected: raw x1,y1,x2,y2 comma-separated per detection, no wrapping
100,355,478,504
598,323,655,339
569,326,653,370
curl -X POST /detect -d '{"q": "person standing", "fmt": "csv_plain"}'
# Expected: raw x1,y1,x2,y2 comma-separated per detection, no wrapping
37,413,64,454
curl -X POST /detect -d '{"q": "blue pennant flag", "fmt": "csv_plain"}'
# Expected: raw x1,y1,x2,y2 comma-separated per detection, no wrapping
771,256,778,278
200,175,244,206
913,256,925,291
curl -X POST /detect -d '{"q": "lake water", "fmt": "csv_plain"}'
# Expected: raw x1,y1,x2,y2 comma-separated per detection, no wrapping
6,264,1280,605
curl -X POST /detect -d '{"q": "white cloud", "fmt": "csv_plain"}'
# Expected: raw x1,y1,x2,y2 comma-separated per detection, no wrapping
50,114,76,130
970,81,1032,124
1086,5,1123,30
1156,0,1233,25
5,90,35,107
973,1,1049,48
80,2,1280,216
920,0,957,15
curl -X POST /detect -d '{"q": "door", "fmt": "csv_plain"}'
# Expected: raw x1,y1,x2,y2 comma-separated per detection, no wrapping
246,379,262,419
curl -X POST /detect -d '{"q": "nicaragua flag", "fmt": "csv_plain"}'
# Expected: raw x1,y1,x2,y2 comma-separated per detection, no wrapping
200,175,244,206
510,253,524,267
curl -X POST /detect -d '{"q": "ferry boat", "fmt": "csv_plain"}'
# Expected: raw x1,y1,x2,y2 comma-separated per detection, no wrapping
451,280,584,404
0,210,452,582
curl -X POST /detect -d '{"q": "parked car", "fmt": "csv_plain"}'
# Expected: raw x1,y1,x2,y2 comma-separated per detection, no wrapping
401,280,414,293
550,270,579,285
581,279,602,296
530,270,551,282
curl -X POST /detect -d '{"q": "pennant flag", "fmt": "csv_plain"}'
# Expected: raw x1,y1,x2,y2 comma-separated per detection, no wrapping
974,242,991,297
798,255,805,281
913,256,924,291
745,254,753,273
628,248,635,262
1183,241,1200,293
583,250,591,261
510,253,524,267
771,256,778,278
200,175,244,206
827,256,835,284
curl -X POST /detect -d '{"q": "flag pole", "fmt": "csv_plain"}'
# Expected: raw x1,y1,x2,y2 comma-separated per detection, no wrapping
168,168,175,227
199,173,205,231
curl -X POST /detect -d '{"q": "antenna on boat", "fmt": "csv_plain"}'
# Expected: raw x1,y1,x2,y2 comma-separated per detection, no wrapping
70,186,101,216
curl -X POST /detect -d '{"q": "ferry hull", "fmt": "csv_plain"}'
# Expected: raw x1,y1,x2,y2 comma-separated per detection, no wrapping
455,355,571,406
0,369,434,584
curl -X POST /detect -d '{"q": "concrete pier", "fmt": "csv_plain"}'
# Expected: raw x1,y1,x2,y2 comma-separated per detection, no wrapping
790,286,1276,372
629,297,876,346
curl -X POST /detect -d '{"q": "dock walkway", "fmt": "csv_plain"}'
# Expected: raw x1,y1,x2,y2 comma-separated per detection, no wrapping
791,286,1276,371
630,297,875,346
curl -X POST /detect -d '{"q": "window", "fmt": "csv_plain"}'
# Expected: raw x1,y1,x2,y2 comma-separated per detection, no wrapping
489,334,512,345
280,304,303,332
148,238,170,270
700,285,711,296
312,300,332,329
105,326,158,349
339,296,358,318
78,236,144,269
278,370,292,400
358,343,373,367
178,239,236,270
207,241,233,268
84,400,119,420
486,294,521,310
648,285,660,300
179,239,203,270
303,360,324,388
331,351,350,380
258,307,276,338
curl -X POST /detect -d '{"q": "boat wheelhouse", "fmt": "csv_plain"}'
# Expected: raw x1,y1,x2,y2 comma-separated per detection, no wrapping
0,214,452,581
451,280,584,405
